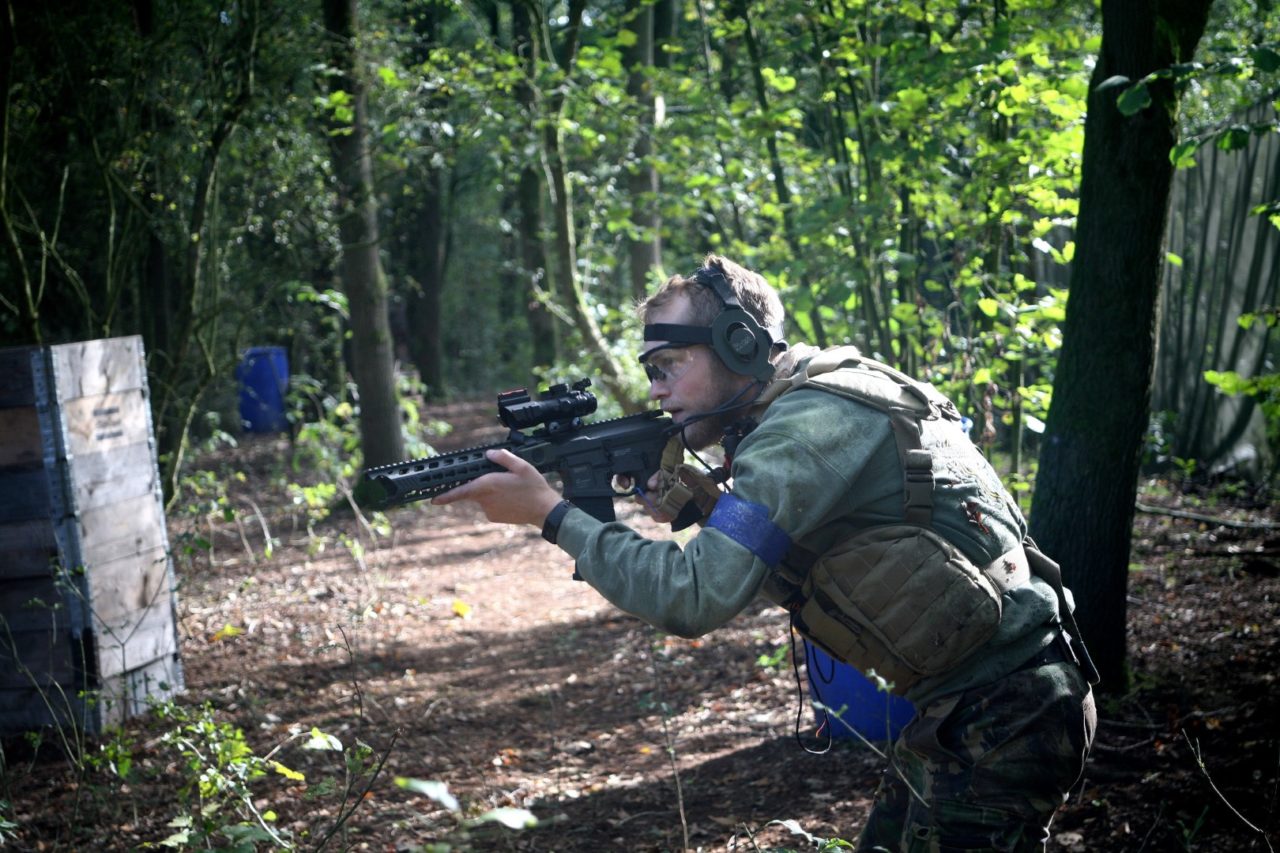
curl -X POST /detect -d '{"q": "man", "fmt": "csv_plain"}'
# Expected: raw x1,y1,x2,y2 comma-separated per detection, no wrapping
433,255,1097,851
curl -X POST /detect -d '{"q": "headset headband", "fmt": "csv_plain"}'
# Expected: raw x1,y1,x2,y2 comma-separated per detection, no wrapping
641,265,784,383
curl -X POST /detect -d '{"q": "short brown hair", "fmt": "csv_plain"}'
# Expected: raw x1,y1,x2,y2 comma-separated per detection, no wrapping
639,254,785,336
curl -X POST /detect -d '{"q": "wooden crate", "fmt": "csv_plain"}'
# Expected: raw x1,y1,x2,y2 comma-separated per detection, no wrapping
0,336,183,735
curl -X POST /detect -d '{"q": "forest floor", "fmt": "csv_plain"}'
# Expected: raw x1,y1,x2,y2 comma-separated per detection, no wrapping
3,404,1279,852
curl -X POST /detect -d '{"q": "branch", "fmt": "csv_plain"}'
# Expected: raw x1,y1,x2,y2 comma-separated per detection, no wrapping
1135,502,1279,531
1181,731,1274,851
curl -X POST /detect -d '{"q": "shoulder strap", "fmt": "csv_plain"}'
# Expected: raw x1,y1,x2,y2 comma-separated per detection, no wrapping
761,347,958,525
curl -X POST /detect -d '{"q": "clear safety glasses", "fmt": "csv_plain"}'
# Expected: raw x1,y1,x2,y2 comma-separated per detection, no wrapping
639,343,699,384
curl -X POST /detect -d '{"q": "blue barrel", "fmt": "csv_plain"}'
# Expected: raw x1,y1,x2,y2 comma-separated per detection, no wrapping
235,346,289,433
805,642,916,741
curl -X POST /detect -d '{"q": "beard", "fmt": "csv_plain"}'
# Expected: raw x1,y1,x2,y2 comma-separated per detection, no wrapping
676,408,739,451
676,368,760,451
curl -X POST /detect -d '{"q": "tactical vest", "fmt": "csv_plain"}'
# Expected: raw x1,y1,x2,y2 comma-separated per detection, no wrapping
751,347,1019,695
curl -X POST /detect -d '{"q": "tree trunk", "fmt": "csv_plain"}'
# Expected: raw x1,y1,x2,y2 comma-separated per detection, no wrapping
535,0,632,406
323,0,404,467
624,0,661,301
512,0,557,373
1029,0,1213,692
406,169,447,399
404,3,450,401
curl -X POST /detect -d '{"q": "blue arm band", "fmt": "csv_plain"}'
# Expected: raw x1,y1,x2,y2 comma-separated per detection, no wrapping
705,494,792,567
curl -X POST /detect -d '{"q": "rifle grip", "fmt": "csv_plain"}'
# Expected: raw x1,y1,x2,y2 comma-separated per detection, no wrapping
571,495,617,524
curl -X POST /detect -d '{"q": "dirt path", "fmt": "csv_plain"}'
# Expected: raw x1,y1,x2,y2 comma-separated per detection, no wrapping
4,422,1279,851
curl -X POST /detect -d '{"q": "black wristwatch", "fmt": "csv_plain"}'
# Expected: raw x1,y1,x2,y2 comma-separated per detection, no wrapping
541,499,574,545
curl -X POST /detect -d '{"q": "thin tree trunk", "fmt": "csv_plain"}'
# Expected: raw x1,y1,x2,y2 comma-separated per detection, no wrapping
624,0,661,301
323,0,404,467
512,1,556,373
535,0,632,406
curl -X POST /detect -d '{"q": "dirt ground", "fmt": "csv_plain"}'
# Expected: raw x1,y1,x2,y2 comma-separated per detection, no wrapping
3,410,1279,852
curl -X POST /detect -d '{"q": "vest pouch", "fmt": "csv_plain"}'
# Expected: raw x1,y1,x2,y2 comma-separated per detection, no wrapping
792,525,1002,695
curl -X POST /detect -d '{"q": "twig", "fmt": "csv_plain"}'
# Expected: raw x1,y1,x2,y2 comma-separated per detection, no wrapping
1136,802,1165,853
337,625,366,724
244,496,275,556
310,729,400,853
1136,502,1278,531
649,637,690,852
1182,730,1275,851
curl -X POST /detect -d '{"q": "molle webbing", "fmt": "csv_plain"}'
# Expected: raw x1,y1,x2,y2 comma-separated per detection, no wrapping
758,347,962,526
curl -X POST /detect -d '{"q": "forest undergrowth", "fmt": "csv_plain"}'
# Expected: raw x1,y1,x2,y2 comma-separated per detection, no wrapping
1,421,1278,852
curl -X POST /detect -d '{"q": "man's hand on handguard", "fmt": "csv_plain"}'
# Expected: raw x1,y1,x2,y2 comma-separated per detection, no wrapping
431,449,563,528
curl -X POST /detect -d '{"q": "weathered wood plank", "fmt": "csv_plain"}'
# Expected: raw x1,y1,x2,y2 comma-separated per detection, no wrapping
0,576,72,633
0,628,76,689
0,407,42,468
0,336,177,734
48,336,146,400
0,685,91,734
0,518,59,580
0,467,52,524
0,517,57,553
66,441,158,513
97,654,183,727
92,602,178,681
60,391,151,459
83,545,171,626
77,493,167,569
0,346,37,408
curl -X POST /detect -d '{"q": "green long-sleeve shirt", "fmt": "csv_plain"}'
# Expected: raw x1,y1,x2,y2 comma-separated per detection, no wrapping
556,360,1064,707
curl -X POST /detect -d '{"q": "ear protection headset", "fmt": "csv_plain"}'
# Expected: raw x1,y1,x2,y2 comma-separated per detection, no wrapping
642,265,786,383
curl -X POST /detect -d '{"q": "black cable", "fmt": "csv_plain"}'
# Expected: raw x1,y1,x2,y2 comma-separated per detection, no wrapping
676,380,767,473
789,613,833,755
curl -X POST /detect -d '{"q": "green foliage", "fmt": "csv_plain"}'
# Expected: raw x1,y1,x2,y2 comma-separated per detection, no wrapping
0,0,1271,500
151,702,283,850
0,800,18,846
143,704,385,852
395,776,539,847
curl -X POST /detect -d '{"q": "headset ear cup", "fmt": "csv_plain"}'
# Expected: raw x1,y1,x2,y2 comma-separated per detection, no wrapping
727,323,758,360
711,308,773,381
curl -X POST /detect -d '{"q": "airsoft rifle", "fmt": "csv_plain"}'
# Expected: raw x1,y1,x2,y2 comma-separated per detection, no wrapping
358,379,679,524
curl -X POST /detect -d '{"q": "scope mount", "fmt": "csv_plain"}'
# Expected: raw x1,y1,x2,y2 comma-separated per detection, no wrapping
498,378,597,436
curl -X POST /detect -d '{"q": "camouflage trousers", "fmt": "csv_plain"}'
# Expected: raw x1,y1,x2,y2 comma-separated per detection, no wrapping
855,655,1096,852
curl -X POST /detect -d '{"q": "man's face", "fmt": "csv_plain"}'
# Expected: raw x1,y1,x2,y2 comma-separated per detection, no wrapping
641,293,754,451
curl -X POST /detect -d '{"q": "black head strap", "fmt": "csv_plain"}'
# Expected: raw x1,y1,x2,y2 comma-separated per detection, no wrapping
641,266,782,383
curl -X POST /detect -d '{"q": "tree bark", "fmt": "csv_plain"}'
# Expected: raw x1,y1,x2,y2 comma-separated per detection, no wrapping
403,2,450,401
512,0,557,373
624,0,661,301
1029,0,1213,691
323,0,404,467
535,0,633,406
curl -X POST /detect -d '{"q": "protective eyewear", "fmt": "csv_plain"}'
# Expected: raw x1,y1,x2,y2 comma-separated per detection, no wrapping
639,344,698,384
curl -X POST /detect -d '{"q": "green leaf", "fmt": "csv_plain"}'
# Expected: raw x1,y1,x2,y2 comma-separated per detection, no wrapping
468,807,539,830
1095,75,1131,92
304,728,343,751
1116,82,1151,116
977,298,1000,318
1170,138,1200,168
1216,126,1251,152
271,761,305,782
1204,369,1248,395
396,777,460,812
1250,45,1280,73
615,29,638,47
